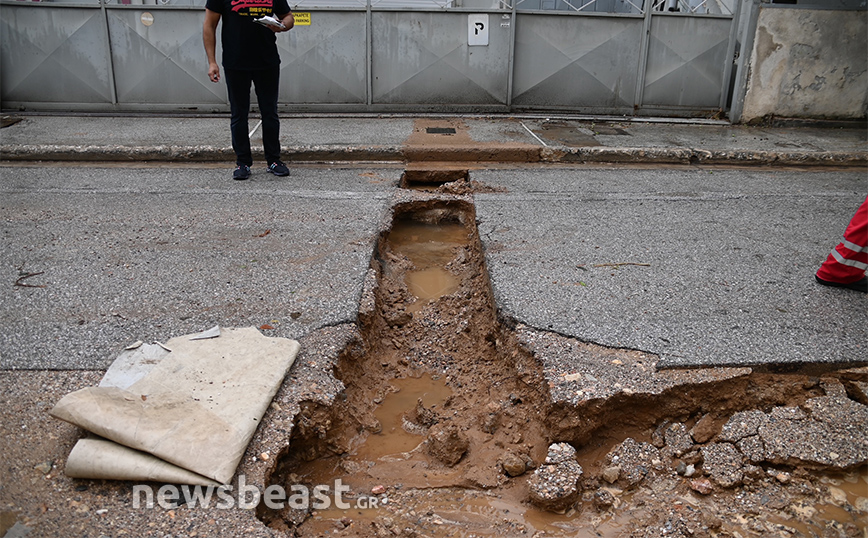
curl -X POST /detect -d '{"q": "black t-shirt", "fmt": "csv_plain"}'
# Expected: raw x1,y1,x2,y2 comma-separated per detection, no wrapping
205,0,291,71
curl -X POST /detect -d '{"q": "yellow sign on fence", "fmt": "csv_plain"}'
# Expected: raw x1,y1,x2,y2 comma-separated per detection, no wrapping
293,12,311,26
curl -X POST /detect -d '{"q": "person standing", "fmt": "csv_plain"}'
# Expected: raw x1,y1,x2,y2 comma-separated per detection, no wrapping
203,0,294,180
815,195,868,293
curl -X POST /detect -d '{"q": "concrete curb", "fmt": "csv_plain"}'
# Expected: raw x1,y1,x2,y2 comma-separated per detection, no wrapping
543,147,868,166
2,144,866,167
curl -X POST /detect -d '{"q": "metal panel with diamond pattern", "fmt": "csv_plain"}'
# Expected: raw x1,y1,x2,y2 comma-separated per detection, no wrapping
371,11,511,105
0,3,113,105
276,11,367,104
641,14,734,109
511,14,644,113
107,8,225,106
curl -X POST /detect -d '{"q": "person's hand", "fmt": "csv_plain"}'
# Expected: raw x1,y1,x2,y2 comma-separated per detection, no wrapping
208,62,220,83
272,14,294,32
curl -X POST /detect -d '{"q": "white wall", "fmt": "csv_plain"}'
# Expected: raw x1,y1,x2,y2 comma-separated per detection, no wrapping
741,7,867,121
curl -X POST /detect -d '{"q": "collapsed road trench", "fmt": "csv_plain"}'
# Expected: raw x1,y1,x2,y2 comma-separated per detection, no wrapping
255,169,867,538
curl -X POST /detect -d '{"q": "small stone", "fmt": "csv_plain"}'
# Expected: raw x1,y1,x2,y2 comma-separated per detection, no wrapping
676,461,687,475
683,464,696,478
34,462,52,475
742,464,764,481
829,451,839,460
719,410,769,443
427,423,469,466
259,452,270,461
372,485,386,495
593,489,615,511
601,466,620,484
651,421,670,448
545,442,577,465
502,453,527,477
605,438,660,488
689,478,714,495
773,471,791,484
482,413,499,435
690,414,718,444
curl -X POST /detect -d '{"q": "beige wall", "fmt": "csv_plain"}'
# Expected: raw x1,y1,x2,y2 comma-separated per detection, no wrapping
741,7,867,122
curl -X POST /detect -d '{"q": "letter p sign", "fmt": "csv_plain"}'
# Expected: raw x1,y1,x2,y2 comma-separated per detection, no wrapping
468,14,489,46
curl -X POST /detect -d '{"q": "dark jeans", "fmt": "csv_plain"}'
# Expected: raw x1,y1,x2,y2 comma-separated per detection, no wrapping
224,66,281,167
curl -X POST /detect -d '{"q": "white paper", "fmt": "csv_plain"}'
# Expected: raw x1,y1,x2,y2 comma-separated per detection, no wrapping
254,15,285,30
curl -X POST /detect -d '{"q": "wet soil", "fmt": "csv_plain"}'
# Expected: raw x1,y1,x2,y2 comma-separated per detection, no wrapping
258,181,868,538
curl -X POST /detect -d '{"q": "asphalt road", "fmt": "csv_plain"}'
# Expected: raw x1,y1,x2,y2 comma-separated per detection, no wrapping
1,164,397,369
1,163,865,370
474,166,867,368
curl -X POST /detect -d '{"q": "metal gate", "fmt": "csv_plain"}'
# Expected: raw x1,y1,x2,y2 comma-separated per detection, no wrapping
0,0,740,116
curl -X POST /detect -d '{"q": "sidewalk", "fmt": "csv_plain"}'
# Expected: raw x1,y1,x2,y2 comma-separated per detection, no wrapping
1,113,866,166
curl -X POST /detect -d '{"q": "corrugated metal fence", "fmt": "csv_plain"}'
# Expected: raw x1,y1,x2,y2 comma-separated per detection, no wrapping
0,0,740,115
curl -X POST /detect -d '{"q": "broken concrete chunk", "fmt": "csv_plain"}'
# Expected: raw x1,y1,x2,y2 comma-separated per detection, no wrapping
664,423,694,457
701,442,744,488
528,444,583,512
719,410,769,443
770,406,807,421
757,395,868,470
606,438,660,489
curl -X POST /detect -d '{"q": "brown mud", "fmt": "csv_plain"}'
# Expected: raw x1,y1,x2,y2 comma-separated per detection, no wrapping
257,176,867,538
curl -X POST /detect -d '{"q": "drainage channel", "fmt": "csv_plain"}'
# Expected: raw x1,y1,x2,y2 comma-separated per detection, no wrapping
257,171,867,538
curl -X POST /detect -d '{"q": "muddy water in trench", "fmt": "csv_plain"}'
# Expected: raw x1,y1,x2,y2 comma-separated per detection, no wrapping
261,202,581,537
387,217,465,314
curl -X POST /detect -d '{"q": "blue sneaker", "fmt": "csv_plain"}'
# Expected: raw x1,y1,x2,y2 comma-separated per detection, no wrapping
233,164,251,180
267,160,290,177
